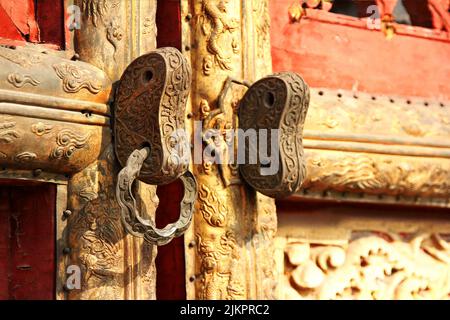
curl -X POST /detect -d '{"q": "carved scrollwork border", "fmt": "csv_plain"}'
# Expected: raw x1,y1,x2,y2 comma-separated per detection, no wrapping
278,232,450,300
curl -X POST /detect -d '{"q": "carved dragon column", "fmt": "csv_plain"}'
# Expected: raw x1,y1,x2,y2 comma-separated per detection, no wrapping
65,0,158,300
181,0,278,299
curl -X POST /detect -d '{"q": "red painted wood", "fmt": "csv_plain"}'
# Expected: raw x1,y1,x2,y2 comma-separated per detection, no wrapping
0,0,65,48
428,0,450,31
0,4,23,41
36,0,65,48
155,180,186,300
0,188,10,300
0,0,40,42
0,183,55,300
270,0,450,101
156,0,182,49
155,0,186,300
276,199,450,226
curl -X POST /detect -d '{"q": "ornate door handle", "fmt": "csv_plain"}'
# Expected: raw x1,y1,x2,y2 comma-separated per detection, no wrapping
116,147,197,246
113,48,310,245
201,72,310,199
238,72,310,198
114,47,197,246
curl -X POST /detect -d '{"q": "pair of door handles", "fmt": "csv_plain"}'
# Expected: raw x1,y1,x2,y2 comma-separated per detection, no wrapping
114,48,310,246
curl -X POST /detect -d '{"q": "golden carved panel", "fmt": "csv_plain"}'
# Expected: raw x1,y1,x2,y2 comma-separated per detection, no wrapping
0,45,111,175
0,115,104,174
292,88,450,207
66,145,157,300
305,89,450,139
74,0,157,81
61,0,159,300
299,150,450,207
0,46,111,103
277,233,450,300
182,0,278,299
275,205,450,300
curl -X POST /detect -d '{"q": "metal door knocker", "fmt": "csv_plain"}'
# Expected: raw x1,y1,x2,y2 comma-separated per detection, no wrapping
238,72,310,198
114,47,197,246
200,72,310,199
113,48,310,244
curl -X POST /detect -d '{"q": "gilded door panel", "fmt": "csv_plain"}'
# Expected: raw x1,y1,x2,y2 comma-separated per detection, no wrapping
181,0,277,299
63,0,159,300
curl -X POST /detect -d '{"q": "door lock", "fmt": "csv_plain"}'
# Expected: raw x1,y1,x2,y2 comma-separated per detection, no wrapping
114,48,310,245
114,47,196,246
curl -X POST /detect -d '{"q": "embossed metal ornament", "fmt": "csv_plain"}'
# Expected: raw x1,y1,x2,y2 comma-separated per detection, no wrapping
238,72,310,198
115,48,197,245
116,147,197,246
114,47,192,185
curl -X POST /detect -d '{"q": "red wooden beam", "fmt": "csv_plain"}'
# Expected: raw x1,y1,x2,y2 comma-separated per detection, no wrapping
0,3,24,41
0,0,40,42
154,0,187,300
0,0,65,48
36,0,65,48
270,0,450,101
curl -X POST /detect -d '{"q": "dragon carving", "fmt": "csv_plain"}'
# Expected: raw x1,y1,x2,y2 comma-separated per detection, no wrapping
199,0,239,73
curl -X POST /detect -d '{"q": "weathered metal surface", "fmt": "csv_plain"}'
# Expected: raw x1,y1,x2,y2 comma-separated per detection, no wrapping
114,46,197,247
0,115,104,174
301,150,450,206
305,89,450,141
55,183,68,300
115,48,192,185
116,147,197,246
73,0,157,81
239,72,310,198
0,45,111,175
0,46,111,103
67,145,158,299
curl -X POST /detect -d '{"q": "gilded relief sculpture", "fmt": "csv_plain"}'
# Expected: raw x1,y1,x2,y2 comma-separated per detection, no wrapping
278,232,450,299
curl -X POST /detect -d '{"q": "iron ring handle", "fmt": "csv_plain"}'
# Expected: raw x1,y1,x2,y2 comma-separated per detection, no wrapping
116,147,197,246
